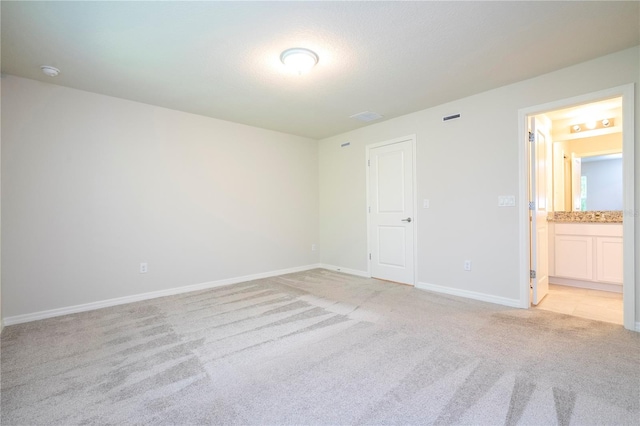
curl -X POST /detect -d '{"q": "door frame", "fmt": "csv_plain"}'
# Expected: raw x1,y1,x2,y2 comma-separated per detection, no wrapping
517,84,636,331
366,134,418,285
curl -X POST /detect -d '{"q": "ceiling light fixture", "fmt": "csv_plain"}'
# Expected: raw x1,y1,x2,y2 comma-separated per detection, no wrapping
570,118,614,133
280,48,318,75
40,65,60,77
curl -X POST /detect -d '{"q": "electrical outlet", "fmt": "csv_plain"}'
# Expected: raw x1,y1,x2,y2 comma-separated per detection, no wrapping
140,262,148,274
464,260,472,271
311,244,317,251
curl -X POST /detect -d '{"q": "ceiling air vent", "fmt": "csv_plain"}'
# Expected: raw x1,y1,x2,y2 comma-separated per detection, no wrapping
443,113,461,121
350,111,383,122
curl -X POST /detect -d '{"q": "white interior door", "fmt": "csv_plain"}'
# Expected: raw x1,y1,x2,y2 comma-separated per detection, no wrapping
530,116,550,305
368,139,415,285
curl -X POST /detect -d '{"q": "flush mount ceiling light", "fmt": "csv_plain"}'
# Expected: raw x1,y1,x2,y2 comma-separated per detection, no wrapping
40,65,60,77
280,48,318,75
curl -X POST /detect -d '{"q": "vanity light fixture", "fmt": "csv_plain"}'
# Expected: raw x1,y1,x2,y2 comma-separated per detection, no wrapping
40,65,60,77
280,48,319,75
571,118,614,133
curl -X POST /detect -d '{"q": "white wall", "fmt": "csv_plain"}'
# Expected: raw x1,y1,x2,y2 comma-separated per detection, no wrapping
1,76,319,319
319,47,639,317
563,133,623,157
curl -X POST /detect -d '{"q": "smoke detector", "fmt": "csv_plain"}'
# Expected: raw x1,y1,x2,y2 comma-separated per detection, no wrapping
40,66,60,77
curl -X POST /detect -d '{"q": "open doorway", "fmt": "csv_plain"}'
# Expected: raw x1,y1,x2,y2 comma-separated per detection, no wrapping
518,85,635,331
532,98,623,324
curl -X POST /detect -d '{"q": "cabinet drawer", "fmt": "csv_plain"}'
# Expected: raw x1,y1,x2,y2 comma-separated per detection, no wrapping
555,223,622,237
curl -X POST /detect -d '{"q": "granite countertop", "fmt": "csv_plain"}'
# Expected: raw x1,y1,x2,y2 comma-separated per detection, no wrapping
547,211,622,223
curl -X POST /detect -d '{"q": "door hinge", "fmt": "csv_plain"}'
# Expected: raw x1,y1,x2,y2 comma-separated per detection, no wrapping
529,132,534,143
368,159,370,167
368,206,371,213
369,253,371,260
529,201,535,210
530,270,536,279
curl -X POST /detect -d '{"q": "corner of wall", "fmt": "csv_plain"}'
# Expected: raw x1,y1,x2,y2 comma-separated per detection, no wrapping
318,264,369,278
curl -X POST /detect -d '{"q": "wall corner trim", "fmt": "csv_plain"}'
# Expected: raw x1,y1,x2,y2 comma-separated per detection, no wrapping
3,264,322,326
416,282,522,308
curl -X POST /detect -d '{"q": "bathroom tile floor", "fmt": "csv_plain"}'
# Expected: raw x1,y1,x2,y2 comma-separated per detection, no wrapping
534,284,623,325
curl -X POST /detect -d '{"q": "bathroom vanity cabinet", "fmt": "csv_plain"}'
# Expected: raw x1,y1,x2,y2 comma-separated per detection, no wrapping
549,222,623,292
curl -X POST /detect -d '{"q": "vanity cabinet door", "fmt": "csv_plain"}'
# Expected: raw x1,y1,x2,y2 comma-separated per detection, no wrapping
554,235,593,280
596,237,623,284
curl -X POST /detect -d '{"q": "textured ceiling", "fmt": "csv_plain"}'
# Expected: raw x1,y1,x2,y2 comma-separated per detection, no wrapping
2,1,639,139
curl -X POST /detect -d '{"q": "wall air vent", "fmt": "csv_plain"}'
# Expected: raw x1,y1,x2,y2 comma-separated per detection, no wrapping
443,113,461,121
350,111,383,122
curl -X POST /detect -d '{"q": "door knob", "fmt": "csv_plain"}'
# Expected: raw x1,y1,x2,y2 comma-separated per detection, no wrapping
401,217,412,222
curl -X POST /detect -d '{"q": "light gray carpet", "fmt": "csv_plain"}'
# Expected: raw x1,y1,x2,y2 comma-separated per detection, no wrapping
1,269,639,425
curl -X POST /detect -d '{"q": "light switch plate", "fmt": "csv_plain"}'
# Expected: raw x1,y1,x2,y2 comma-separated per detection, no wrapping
498,195,515,207
423,199,430,208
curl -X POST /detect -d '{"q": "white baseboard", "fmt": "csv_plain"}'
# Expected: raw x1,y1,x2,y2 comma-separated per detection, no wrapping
3,264,322,326
550,277,622,293
318,264,370,278
416,282,521,308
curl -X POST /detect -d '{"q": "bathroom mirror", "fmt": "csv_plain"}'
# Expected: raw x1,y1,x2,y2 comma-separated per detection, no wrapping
574,153,623,211
553,150,622,212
